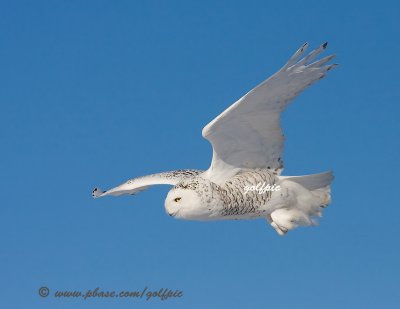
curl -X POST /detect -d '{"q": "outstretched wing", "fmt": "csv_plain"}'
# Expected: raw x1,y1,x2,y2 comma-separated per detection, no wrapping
202,42,336,184
92,169,203,198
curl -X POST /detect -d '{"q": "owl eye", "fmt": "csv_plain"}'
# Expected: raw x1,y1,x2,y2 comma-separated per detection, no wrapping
174,197,182,202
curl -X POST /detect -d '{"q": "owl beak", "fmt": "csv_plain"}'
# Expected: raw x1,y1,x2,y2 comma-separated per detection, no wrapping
167,210,178,217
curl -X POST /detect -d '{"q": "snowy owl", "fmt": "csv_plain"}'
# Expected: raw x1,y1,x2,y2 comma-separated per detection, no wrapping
93,42,336,236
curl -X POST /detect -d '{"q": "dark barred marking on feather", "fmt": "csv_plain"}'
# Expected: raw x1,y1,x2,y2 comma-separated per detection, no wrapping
127,170,203,184
216,169,278,217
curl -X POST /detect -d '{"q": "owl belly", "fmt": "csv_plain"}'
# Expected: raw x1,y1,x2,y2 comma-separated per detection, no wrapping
207,169,282,220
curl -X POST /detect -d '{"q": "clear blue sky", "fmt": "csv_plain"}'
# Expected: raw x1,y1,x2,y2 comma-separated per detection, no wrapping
1,1,399,308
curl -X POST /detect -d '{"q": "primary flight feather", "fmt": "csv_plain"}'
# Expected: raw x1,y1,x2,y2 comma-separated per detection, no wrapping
93,42,336,236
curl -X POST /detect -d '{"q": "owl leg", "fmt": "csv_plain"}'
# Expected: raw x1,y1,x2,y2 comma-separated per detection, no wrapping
268,208,314,236
266,214,288,236
270,221,289,236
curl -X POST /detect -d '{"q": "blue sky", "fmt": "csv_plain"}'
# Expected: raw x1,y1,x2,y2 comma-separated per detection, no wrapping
1,0,399,308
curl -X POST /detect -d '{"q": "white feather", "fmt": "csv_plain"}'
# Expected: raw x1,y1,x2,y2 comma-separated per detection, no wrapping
202,42,336,184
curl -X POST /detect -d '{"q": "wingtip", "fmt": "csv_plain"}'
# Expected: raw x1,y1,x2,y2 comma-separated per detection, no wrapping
322,42,328,49
92,187,105,198
326,63,339,71
301,42,309,51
